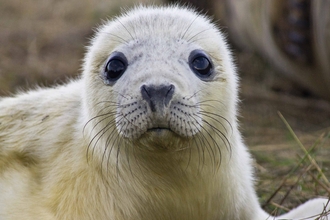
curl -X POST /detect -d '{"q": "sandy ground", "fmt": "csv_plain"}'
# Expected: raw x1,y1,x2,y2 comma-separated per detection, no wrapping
1,0,329,215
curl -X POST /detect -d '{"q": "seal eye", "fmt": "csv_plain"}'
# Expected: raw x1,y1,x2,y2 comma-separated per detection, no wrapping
104,51,128,82
192,56,211,75
189,49,213,79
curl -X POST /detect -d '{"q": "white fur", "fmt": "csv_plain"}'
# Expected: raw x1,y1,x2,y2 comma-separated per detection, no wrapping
0,6,328,220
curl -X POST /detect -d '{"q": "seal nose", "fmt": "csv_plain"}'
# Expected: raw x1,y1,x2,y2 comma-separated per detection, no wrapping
141,84,175,112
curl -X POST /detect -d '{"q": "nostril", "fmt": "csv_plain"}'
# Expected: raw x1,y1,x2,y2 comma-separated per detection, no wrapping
141,84,175,112
165,85,174,106
166,85,174,97
141,85,151,98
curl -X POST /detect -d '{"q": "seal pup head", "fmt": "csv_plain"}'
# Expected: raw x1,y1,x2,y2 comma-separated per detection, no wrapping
83,6,238,155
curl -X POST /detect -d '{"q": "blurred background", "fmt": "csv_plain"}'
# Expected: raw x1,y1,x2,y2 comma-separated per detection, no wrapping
0,0,329,215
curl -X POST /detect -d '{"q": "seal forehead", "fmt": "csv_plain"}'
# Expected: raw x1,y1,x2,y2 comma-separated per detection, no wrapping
98,6,221,51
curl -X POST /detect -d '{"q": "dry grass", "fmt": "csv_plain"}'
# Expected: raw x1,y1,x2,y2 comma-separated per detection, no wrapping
237,52,330,216
254,113,330,215
0,0,329,217
0,0,160,95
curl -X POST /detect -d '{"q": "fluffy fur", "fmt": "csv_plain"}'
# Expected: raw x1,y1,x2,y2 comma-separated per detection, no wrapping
0,6,328,220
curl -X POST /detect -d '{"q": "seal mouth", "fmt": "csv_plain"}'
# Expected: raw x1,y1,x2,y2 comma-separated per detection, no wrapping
147,127,171,133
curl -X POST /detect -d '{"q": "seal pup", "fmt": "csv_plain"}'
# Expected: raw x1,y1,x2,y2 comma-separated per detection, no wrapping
0,5,328,220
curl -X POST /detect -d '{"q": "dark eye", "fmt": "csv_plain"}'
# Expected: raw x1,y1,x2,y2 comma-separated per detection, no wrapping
104,52,128,82
189,49,213,79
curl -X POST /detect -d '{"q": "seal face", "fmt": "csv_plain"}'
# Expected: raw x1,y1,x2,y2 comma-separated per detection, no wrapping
83,6,235,152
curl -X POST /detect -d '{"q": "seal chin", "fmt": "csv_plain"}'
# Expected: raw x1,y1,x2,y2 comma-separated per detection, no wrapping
136,127,186,152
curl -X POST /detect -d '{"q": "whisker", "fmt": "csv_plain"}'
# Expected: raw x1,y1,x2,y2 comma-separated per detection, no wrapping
193,112,225,171
202,116,231,156
199,111,233,135
195,107,232,154
124,138,134,178
99,31,129,45
127,20,138,41
103,116,125,178
184,88,205,100
180,15,199,40
86,113,116,162
88,112,116,131
116,18,135,42
84,110,115,133
112,90,134,100
196,99,227,109
187,120,204,173
97,119,118,178
180,120,192,171
190,114,218,167
188,36,213,45
95,100,120,106
186,28,212,44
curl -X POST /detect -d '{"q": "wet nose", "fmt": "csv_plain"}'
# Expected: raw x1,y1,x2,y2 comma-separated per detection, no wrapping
141,84,175,112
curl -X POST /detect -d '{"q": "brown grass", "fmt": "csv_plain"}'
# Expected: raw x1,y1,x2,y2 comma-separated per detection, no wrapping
0,0,160,95
0,0,329,217
254,113,330,215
